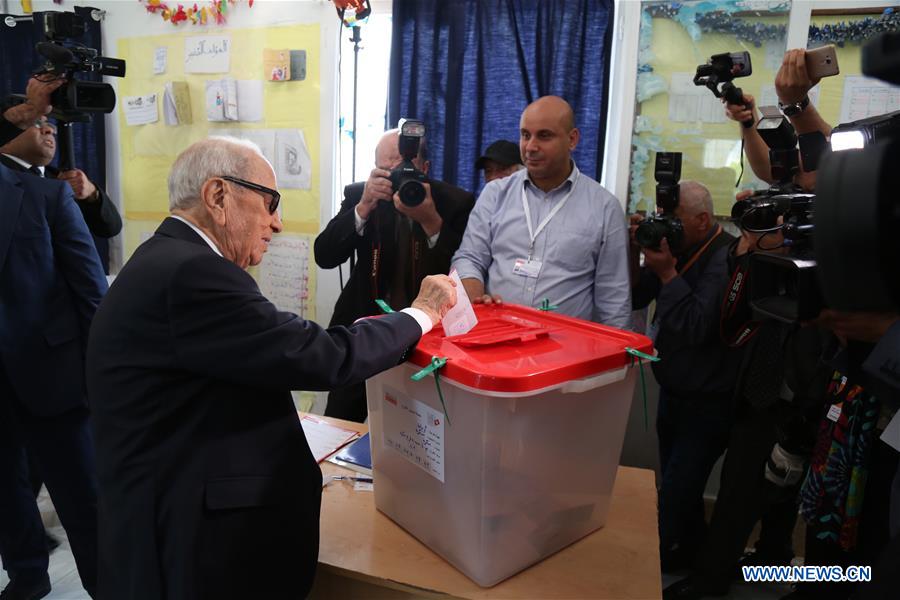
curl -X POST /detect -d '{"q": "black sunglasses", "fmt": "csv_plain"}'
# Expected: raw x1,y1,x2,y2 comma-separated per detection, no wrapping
220,175,281,214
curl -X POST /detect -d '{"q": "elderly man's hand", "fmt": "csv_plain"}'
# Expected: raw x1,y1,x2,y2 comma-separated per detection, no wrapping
356,168,394,220
412,274,457,326
57,169,98,202
393,182,442,237
724,93,756,124
776,49,820,105
642,238,678,284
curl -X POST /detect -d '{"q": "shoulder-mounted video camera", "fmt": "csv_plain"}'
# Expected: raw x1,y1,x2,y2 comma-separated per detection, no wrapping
36,11,125,122
634,151,684,251
389,118,429,207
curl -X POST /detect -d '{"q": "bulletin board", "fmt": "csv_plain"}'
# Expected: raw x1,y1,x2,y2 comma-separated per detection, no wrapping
806,11,900,128
116,24,320,319
629,1,791,215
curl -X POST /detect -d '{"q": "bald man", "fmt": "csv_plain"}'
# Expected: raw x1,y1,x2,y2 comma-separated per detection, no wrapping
452,95,632,327
314,128,475,421
628,181,740,573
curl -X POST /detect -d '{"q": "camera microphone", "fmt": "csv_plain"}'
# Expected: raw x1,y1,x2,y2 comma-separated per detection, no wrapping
36,41,75,66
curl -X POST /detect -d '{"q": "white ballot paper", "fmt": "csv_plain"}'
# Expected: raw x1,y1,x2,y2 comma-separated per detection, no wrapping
441,269,478,337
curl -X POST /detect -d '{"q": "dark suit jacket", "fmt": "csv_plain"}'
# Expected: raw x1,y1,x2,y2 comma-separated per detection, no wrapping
86,217,422,600
314,179,474,326
0,163,107,416
0,154,122,239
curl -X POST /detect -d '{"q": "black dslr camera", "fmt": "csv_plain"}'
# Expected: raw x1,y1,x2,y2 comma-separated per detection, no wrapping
694,51,754,127
388,119,429,207
635,151,684,250
36,12,125,121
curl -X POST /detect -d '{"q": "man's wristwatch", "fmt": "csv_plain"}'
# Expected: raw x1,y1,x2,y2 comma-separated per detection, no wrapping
778,95,810,118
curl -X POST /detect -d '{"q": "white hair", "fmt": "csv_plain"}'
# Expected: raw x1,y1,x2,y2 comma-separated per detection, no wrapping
167,136,270,211
679,180,715,217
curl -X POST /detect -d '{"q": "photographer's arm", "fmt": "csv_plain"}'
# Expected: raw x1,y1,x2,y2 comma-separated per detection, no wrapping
725,94,774,184
1,77,65,145
776,49,831,137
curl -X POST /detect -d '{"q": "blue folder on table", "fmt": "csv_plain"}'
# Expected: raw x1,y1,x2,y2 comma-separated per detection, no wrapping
329,432,372,473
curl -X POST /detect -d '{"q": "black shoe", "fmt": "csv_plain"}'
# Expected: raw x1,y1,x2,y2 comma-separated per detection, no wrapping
44,532,60,553
0,574,51,600
735,548,794,580
663,577,729,600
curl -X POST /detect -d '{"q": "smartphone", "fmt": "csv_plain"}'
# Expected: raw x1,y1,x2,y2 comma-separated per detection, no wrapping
806,45,840,79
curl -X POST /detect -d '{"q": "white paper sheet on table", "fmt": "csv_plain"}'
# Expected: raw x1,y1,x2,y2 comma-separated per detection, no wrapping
441,269,478,337
300,415,359,463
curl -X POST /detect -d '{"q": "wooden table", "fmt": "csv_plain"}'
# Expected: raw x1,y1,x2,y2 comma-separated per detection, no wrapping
309,415,661,600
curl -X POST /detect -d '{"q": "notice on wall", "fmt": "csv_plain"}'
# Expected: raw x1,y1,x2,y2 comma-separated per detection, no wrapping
258,235,310,318
839,76,900,124
153,47,167,74
382,386,445,482
184,35,230,73
123,94,159,126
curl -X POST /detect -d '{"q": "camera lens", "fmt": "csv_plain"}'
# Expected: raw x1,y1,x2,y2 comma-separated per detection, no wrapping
635,219,666,248
398,180,426,207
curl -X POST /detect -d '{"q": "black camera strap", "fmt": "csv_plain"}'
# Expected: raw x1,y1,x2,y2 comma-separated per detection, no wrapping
721,246,760,347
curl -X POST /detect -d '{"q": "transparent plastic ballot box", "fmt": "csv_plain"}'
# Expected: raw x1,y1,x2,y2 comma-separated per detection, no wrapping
366,303,654,587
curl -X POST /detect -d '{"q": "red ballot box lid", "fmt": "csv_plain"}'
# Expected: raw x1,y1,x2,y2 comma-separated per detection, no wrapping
409,303,654,393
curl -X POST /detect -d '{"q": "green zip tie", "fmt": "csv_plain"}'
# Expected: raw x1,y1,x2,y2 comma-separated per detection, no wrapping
375,299,394,314
538,298,558,311
626,347,660,431
411,356,451,426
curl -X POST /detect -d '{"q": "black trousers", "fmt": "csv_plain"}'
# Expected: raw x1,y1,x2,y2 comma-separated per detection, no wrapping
324,381,368,423
0,376,97,597
693,401,800,591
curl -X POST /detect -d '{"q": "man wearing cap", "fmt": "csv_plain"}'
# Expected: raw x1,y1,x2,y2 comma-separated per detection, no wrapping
452,96,631,329
476,140,523,184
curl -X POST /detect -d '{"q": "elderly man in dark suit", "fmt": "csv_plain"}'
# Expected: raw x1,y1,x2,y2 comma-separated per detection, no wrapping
0,163,107,600
314,128,475,421
86,136,456,600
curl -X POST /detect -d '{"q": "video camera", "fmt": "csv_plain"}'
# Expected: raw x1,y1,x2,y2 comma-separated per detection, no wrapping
816,32,900,313
388,118,429,207
634,151,684,250
694,51,754,127
733,106,824,323
35,11,125,121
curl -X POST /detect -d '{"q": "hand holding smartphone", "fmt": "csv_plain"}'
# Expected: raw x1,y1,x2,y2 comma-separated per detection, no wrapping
806,45,840,80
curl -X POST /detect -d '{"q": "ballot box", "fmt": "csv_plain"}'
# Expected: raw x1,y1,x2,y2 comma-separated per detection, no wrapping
365,303,654,587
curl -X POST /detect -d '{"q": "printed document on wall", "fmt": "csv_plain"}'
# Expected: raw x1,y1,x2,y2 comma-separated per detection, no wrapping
123,94,159,126
184,36,230,73
275,129,312,189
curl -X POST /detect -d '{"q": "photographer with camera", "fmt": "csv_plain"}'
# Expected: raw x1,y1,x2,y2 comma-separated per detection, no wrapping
314,125,475,422
1,76,65,146
0,116,121,240
629,180,739,573
724,49,831,191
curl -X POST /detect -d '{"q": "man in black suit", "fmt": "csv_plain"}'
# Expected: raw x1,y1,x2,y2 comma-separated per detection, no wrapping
314,129,475,421
86,137,457,600
0,116,121,239
0,163,108,600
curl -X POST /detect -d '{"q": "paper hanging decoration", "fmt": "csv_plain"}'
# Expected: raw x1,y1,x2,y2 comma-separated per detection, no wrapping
140,0,253,26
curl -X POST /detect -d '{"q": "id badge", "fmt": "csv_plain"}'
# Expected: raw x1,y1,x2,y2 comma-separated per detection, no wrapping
513,258,542,279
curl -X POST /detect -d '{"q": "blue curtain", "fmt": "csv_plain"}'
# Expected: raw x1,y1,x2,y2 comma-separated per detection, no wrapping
388,0,615,195
0,6,110,271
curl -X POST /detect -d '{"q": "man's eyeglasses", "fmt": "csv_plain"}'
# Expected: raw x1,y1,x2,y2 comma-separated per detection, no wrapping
220,175,281,214
32,120,57,134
